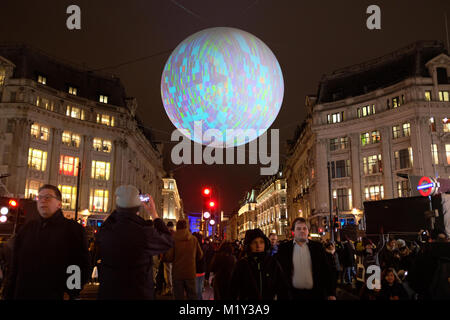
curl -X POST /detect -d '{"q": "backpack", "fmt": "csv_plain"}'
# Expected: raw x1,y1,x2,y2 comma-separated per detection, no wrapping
429,257,450,299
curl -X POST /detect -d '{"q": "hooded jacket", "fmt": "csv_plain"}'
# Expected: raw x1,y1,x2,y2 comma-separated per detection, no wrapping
163,229,203,280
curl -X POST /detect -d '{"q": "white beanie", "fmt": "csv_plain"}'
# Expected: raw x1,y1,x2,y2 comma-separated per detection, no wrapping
115,185,141,208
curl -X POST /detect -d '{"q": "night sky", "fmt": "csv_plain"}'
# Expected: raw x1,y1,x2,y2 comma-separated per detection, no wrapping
1,0,448,214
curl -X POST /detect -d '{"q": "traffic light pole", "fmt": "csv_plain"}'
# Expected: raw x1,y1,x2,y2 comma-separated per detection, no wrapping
74,162,81,222
327,161,334,243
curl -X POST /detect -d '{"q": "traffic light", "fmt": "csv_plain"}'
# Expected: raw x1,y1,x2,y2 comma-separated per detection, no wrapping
202,188,211,196
333,216,340,229
1,198,19,223
203,211,211,219
208,200,216,209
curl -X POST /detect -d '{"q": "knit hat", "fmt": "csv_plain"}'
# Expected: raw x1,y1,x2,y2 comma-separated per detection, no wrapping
396,239,406,249
115,185,141,208
244,228,270,252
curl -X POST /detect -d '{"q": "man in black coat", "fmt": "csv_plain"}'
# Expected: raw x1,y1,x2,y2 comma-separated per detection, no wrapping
3,184,90,300
97,185,174,300
275,217,336,300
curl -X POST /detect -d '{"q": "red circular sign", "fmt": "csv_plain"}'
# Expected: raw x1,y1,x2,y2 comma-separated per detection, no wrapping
418,176,433,197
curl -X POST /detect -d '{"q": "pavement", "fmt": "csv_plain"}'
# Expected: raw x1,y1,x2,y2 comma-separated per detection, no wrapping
79,282,359,300
78,282,215,300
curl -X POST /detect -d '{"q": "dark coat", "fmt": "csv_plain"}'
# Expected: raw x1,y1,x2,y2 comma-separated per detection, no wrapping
210,252,236,300
325,252,338,293
97,209,174,300
377,281,409,300
3,210,90,300
275,240,336,299
230,253,290,300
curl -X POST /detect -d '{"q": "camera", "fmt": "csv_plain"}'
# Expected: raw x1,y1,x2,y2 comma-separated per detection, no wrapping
139,194,149,202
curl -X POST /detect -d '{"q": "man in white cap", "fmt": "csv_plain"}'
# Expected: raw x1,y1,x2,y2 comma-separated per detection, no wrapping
96,185,174,299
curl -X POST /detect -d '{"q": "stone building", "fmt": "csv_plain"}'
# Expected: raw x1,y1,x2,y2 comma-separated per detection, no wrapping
286,40,450,234
237,189,258,240
162,174,184,224
0,44,165,221
255,172,289,239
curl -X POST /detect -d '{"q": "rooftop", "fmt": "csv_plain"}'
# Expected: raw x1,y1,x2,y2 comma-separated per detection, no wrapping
316,40,447,104
0,43,128,108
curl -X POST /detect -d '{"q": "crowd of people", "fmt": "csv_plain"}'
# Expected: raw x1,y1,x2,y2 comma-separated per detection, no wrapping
0,183,449,300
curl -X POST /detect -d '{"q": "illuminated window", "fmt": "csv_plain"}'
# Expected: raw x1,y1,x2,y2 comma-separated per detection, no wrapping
37,75,46,85
62,131,80,148
439,91,450,102
68,86,77,95
430,117,436,132
24,180,42,199
365,185,384,201
431,144,439,165
0,68,5,86
357,104,375,118
96,114,115,127
446,144,450,165
59,155,79,176
99,95,108,104
402,123,411,137
66,106,85,120
332,188,352,211
35,97,54,111
91,160,111,180
392,97,400,108
442,118,450,133
58,185,77,210
89,189,109,212
327,111,344,124
371,130,381,143
30,123,49,141
397,181,410,198
361,132,370,146
93,138,112,152
425,90,432,101
28,148,47,171
363,154,382,175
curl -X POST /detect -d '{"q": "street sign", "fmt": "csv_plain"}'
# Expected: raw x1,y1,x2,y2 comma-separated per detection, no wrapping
417,176,438,197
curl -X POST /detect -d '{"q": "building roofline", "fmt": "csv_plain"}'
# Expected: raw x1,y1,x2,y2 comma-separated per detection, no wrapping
320,40,446,82
0,42,121,81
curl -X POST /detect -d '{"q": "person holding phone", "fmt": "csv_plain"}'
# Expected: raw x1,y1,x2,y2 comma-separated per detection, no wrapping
96,185,174,300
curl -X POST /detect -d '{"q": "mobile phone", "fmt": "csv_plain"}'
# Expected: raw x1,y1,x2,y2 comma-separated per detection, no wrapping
139,194,149,202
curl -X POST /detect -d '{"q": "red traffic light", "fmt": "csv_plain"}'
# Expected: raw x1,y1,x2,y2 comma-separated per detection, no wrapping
202,188,211,196
209,201,215,208
8,199,18,208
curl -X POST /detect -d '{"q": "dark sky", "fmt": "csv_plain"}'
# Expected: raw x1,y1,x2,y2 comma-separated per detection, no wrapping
1,0,448,214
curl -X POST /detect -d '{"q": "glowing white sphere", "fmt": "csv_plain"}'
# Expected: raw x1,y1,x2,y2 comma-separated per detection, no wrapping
161,27,284,147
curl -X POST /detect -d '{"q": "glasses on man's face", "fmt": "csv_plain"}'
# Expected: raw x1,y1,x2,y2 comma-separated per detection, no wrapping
36,194,59,202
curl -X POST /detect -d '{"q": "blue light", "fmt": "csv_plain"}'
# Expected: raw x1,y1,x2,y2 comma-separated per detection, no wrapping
417,183,434,190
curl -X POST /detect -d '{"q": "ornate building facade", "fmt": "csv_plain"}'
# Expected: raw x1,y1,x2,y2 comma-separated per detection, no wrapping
255,172,289,239
286,40,450,235
0,44,165,221
162,175,184,224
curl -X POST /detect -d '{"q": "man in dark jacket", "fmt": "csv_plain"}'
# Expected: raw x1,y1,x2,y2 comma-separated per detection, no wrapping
3,184,90,300
97,185,174,300
275,217,336,300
